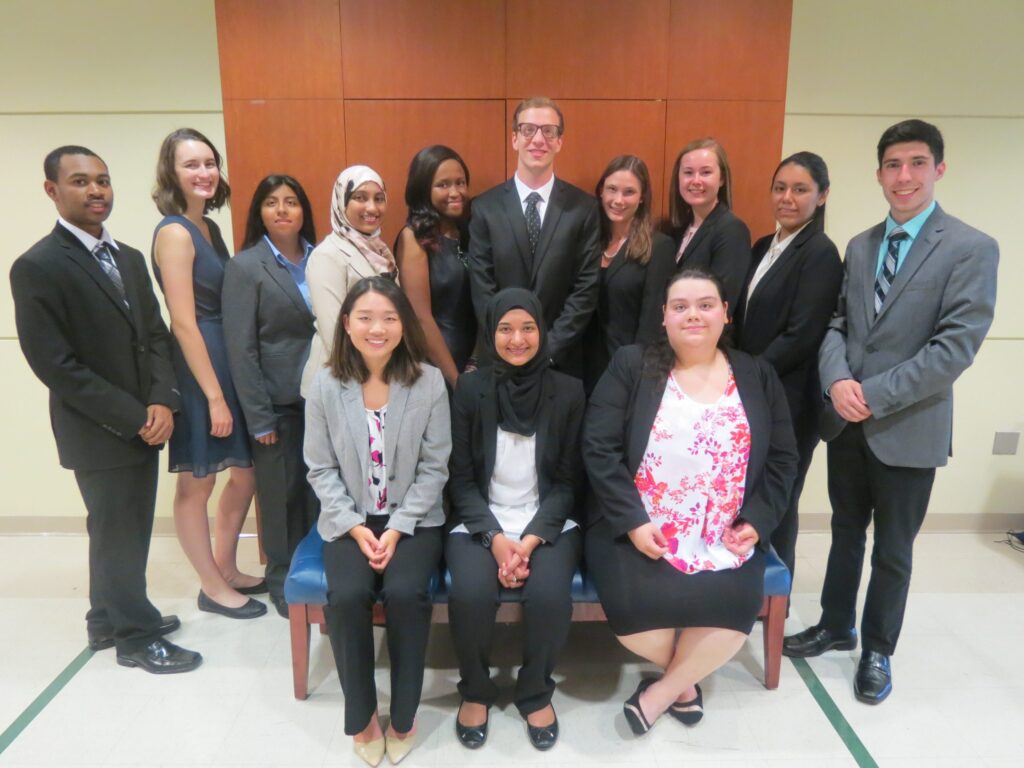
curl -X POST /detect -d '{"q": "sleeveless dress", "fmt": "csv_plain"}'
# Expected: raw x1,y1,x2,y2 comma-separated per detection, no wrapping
152,215,252,477
428,236,476,373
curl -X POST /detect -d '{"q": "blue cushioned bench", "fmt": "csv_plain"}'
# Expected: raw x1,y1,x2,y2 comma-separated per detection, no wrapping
285,526,790,699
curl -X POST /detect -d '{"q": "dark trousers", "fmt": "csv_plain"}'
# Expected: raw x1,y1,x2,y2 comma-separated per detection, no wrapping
323,519,442,735
445,528,582,716
770,411,819,578
251,405,319,599
819,423,935,655
74,451,162,653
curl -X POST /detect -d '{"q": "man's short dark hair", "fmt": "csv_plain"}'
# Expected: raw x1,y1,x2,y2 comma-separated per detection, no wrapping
512,96,564,134
44,145,102,182
877,120,944,167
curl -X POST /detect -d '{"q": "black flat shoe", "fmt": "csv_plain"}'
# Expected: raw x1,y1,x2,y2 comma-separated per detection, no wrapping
782,625,857,658
455,702,489,750
116,638,202,674
623,676,660,736
197,590,267,619
854,651,892,704
235,579,269,595
88,614,181,651
526,712,558,751
667,682,703,725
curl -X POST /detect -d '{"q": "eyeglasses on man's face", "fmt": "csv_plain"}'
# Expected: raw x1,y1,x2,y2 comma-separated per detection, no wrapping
515,123,561,141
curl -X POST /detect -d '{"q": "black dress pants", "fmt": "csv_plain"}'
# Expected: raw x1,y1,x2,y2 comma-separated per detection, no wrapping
819,423,935,655
323,518,442,735
74,451,163,653
446,528,582,716
251,404,319,600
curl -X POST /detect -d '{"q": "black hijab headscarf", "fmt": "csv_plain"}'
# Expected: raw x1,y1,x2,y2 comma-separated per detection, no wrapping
484,288,551,437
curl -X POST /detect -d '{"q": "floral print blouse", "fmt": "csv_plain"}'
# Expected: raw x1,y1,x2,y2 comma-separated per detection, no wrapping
634,370,752,574
366,406,388,513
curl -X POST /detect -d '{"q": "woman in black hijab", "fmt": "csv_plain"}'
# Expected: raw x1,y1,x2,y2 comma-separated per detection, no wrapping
446,287,585,752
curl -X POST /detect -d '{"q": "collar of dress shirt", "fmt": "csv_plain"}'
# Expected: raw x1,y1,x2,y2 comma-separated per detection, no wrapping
513,172,555,208
57,216,118,253
264,234,313,269
767,219,811,262
884,200,936,243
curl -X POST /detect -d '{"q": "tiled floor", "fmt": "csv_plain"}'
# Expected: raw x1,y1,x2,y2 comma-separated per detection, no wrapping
1,531,1022,767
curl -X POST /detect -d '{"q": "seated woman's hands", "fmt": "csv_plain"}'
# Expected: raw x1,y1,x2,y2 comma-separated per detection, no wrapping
722,521,759,556
628,522,670,560
491,533,543,588
349,525,402,572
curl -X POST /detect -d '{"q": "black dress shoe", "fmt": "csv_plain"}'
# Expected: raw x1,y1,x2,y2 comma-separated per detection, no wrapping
667,682,703,725
782,625,857,658
854,651,892,704
455,702,489,750
88,615,182,651
235,579,269,595
526,711,558,751
623,676,660,736
270,593,289,619
116,638,202,674
197,590,267,619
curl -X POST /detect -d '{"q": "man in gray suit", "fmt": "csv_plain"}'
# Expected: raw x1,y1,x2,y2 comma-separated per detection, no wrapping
782,120,998,704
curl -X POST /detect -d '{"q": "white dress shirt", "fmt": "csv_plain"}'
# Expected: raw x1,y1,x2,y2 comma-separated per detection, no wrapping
513,173,556,227
745,221,810,301
57,216,119,253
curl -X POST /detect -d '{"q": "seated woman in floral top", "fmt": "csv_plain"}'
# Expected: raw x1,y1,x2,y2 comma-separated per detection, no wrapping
583,268,798,737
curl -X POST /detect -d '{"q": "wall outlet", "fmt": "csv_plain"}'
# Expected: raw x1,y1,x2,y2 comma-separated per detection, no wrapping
992,432,1020,455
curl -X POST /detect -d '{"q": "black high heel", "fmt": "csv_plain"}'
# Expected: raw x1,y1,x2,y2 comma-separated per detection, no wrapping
623,676,660,736
667,683,703,725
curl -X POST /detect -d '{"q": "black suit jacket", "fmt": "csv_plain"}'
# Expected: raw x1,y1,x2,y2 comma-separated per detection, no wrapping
449,368,585,543
598,231,676,351
10,224,179,471
673,203,751,316
734,227,843,432
468,177,601,372
583,345,798,546
222,239,316,436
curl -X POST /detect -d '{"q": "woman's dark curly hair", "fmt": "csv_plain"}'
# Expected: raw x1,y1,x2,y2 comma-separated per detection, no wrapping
403,144,470,253
642,268,733,379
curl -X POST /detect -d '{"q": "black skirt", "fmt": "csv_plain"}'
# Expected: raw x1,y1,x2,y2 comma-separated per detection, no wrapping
584,517,765,635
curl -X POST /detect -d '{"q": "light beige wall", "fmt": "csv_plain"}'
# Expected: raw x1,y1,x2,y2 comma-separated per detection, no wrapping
1,0,231,524
785,0,1024,529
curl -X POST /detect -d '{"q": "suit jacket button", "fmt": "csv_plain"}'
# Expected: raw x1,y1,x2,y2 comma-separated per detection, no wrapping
388,474,395,481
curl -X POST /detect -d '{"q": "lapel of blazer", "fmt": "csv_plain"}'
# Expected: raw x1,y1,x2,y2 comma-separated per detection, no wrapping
874,206,945,323
500,180,533,278
56,226,134,326
680,202,725,264
604,241,628,284
480,382,498,484
628,373,667,470
531,179,566,281
861,223,886,325
747,225,815,311
384,379,410,474
532,382,556,478
257,241,314,321
341,379,370,484
727,350,767,480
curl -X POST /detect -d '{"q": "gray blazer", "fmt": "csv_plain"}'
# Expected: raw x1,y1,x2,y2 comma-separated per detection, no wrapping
223,239,315,436
819,204,998,468
304,363,451,540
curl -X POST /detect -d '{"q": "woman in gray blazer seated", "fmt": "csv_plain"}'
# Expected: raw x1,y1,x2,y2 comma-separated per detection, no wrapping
223,174,320,618
304,276,451,767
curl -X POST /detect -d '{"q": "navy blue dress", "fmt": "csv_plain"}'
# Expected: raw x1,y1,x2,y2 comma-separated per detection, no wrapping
152,215,251,477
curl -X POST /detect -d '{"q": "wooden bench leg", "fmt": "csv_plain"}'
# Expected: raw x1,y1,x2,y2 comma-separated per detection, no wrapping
289,603,312,700
762,594,786,690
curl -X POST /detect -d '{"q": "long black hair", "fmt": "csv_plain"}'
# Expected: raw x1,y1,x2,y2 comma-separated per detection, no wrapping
241,174,317,249
403,145,470,253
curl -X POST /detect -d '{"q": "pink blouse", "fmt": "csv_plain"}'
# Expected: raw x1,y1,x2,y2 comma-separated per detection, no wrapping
634,370,752,574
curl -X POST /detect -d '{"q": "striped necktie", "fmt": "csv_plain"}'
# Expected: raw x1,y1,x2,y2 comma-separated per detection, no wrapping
93,242,129,308
874,227,908,314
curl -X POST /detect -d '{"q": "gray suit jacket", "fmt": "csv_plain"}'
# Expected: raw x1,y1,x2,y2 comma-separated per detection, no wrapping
819,203,998,467
304,363,451,540
223,239,316,436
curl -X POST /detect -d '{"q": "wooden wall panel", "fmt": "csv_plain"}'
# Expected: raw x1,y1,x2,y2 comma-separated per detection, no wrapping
216,0,343,100
339,0,505,98
222,99,347,250
668,0,792,101
665,100,786,238
506,0,670,99
505,99,668,220
343,100,507,246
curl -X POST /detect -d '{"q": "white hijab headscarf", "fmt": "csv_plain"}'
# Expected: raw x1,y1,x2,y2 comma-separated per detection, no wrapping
328,165,397,277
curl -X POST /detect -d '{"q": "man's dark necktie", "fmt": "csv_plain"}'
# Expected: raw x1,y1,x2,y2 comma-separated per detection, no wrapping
525,192,542,257
874,227,907,314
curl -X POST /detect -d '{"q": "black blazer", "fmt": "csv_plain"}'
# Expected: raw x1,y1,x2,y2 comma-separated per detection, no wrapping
467,177,601,372
599,231,676,351
733,227,843,430
449,368,585,543
583,345,798,546
222,238,316,436
673,203,751,316
10,224,179,471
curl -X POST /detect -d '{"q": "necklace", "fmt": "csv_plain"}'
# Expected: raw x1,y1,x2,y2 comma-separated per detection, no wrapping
602,235,627,264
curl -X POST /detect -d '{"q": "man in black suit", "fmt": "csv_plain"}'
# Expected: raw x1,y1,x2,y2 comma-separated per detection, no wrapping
10,146,201,673
468,97,601,377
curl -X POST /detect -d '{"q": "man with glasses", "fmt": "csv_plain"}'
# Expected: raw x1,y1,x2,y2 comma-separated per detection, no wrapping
468,96,601,378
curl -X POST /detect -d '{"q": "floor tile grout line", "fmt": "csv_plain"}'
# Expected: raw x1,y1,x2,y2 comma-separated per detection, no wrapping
790,657,879,768
0,646,94,755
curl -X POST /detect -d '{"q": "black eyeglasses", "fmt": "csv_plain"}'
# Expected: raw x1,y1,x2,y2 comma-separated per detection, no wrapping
516,123,561,141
